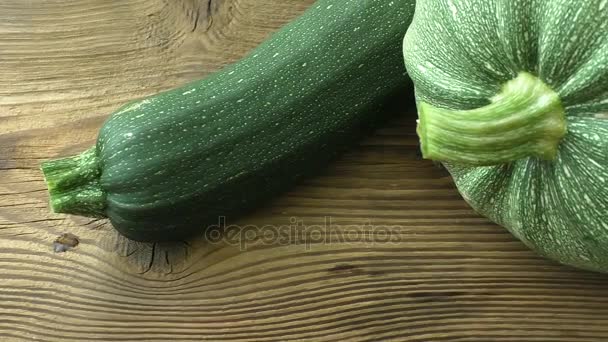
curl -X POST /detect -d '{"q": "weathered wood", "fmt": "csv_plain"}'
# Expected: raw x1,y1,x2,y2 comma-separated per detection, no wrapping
1,0,608,341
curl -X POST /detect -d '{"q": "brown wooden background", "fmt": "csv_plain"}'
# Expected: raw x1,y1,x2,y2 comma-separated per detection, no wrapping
1,0,608,341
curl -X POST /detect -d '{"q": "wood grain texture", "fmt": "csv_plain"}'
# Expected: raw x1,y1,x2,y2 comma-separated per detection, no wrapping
1,0,608,341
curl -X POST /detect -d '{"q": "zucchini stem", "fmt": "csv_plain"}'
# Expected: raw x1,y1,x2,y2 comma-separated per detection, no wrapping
417,72,567,166
40,147,107,217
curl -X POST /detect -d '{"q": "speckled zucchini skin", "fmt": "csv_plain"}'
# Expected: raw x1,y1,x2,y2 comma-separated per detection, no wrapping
42,0,416,241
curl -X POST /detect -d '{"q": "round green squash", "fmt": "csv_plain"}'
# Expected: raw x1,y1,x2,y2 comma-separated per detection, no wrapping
403,0,608,271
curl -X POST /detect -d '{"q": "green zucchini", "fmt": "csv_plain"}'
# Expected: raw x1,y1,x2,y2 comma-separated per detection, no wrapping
41,0,416,242
403,0,607,271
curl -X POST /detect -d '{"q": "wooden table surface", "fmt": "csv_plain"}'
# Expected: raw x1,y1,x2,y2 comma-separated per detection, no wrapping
1,0,608,341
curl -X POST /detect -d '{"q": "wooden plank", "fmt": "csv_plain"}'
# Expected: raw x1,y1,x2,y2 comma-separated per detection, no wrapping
1,0,608,341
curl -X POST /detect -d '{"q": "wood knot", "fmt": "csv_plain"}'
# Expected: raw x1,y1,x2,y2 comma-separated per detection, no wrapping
53,233,80,253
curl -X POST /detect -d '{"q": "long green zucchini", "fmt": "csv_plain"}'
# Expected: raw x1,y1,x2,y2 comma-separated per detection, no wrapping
41,0,416,241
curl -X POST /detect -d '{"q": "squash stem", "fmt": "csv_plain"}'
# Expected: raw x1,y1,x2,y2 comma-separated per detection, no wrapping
417,72,567,166
40,147,107,218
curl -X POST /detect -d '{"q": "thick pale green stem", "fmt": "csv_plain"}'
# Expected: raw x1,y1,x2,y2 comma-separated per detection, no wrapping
417,72,567,166
40,147,107,217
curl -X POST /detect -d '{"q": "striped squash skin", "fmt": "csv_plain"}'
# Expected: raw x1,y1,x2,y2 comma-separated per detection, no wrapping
42,0,416,241
403,0,608,271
